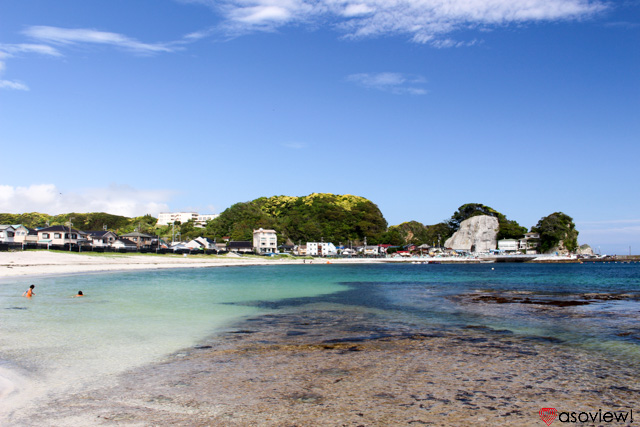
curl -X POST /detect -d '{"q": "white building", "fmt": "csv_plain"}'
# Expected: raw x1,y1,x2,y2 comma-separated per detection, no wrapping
10,225,29,243
196,214,219,226
307,242,337,257
157,212,218,226
0,225,15,243
253,228,278,254
37,226,86,246
498,239,519,253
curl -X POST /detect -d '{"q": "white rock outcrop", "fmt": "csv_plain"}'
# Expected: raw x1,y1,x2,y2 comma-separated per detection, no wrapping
577,244,594,256
444,215,499,252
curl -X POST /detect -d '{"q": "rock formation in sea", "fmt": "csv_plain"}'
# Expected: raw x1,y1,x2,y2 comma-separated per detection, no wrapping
576,244,595,256
444,215,499,252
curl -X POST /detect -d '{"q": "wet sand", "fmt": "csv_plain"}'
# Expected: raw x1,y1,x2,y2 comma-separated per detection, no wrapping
6,305,639,426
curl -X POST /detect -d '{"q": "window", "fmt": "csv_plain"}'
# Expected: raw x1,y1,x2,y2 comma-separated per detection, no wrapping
54,233,62,239
71,234,77,239
42,233,50,239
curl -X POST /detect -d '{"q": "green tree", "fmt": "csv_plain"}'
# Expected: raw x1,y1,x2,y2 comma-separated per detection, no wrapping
448,203,526,241
531,212,579,253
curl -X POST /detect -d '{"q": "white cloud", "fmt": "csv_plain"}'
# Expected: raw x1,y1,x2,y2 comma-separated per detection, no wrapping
190,0,607,45
347,72,428,95
0,43,62,91
0,43,62,57
0,80,29,90
0,184,173,217
23,26,175,54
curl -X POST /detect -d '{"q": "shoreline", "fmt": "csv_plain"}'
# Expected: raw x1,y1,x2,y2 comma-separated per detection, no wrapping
2,251,621,280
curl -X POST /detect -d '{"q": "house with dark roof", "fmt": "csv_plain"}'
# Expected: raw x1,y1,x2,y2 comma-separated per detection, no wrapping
228,241,253,253
119,231,154,249
86,231,119,247
112,238,137,250
36,225,86,246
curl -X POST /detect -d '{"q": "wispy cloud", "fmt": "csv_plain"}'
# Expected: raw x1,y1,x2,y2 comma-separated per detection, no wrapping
0,184,174,217
23,26,175,54
1,26,189,91
0,80,29,91
0,43,62,91
185,0,607,45
347,72,428,95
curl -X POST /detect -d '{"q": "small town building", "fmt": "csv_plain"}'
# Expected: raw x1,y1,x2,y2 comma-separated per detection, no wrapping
253,228,278,254
119,231,154,249
157,212,198,226
157,212,219,226
86,231,118,247
0,225,15,243
195,214,218,227
307,242,337,257
228,241,253,253
10,225,30,243
36,225,86,247
362,245,381,256
185,237,217,250
519,232,540,254
112,238,137,250
498,239,520,253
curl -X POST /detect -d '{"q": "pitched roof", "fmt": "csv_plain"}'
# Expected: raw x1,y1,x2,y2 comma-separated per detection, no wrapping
114,238,137,246
229,241,253,249
86,230,111,237
120,231,154,238
37,225,83,233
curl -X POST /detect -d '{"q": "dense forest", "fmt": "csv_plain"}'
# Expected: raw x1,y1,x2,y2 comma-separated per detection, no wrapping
1,196,578,252
203,193,388,244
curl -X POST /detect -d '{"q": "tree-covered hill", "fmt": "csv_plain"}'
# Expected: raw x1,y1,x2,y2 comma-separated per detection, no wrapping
531,212,579,253
204,193,388,244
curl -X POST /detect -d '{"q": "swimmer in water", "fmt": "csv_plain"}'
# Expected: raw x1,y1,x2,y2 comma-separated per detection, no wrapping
73,291,84,297
22,284,35,298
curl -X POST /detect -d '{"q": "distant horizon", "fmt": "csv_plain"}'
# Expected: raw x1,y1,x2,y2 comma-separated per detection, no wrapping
2,0,638,256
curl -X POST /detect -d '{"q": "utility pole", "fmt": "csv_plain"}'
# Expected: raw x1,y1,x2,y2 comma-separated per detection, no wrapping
68,218,73,252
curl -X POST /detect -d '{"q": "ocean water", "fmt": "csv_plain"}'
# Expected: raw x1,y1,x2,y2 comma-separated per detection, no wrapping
1,262,639,418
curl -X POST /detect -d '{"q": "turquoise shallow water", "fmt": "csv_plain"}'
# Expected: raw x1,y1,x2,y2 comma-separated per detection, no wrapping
1,262,639,414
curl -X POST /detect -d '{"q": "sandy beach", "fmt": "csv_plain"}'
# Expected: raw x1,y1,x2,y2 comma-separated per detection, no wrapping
0,250,390,279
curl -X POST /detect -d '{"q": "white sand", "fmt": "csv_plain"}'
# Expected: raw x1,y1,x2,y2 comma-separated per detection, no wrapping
0,250,398,279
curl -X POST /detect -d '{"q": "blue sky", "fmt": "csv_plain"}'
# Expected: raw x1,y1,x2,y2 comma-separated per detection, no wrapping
1,0,638,254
